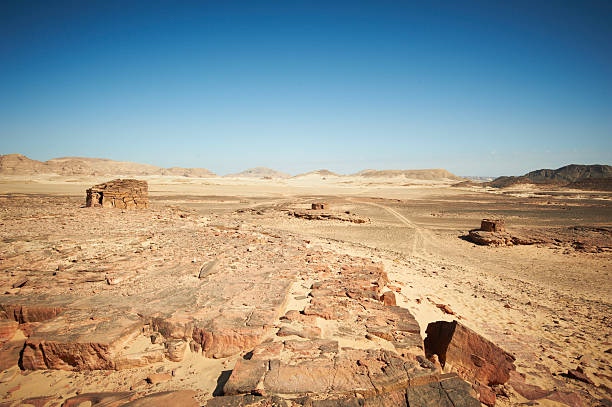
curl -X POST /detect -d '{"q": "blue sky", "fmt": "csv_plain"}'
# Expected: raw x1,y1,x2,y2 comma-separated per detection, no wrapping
1,1,610,176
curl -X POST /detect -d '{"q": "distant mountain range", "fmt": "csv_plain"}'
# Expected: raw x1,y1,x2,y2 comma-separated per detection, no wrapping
224,167,291,179
353,169,463,180
487,164,612,190
0,154,216,177
0,154,465,181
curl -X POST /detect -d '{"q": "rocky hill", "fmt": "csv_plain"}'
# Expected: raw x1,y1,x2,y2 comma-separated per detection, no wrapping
488,164,612,190
292,169,341,178
224,167,291,179
0,154,216,177
353,169,463,180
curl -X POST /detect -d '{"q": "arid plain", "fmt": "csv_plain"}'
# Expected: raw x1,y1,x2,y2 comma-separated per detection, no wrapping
0,172,610,406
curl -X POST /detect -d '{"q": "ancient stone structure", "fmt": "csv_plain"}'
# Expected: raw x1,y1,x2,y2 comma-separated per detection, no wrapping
311,202,328,210
480,219,505,232
86,179,148,209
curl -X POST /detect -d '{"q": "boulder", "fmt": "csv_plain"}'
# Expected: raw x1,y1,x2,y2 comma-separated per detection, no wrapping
0,320,18,342
21,310,144,370
424,320,516,386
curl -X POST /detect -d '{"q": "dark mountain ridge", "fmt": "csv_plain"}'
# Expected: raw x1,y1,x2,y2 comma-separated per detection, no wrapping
488,164,612,190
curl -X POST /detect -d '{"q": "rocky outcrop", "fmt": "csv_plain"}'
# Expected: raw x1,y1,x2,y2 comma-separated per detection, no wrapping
289,210,368,223
424,320,516,405
86,179,148,209
20,310,146,370
62,390,200,407
220,342,480,406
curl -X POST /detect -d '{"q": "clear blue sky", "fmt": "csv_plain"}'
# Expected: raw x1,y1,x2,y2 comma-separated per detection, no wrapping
1,1,610,176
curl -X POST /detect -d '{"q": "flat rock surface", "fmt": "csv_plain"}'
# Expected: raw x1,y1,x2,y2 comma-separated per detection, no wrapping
0,185,609,407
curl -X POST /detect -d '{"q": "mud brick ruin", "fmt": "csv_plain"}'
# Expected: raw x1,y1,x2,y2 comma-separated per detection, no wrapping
311,202,328,210
86,179,148,209
480,219,505,232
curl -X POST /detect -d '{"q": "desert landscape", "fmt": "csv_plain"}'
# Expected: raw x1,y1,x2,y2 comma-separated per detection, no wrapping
0,155,610,406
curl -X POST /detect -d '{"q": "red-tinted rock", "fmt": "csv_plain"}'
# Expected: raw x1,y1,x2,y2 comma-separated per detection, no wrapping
0,304,64,323
62,392,137,406
424,320,515,386
0,320,18,342
380,291,397,306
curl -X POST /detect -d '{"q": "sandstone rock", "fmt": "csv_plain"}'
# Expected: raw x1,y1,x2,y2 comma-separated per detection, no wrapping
21,395,59,406
407,374,480,407
21,310,144,370
0,303,65,323
86,179,148,209
467,230,513,246
424,320,516,386
146,372,172,384
565,367,594,385
165,339,187,362
193,326,267,359
0,320,18,342
0,338,25,370
475,383,496,406
277,325,321,339
223,358,268,396
114,348,165,370
380,291,397,306
199,259,219,279
63,390,199,407
62,392,137,406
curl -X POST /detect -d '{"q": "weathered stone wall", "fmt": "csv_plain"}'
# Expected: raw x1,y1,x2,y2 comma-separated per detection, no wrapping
311,202,328,210
86,179,148,209
480,219,505,232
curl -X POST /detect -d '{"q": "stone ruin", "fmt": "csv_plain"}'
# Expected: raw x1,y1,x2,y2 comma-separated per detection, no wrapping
85,179,148,209
311,202,328,210
480,219,505,232
467,218,547,247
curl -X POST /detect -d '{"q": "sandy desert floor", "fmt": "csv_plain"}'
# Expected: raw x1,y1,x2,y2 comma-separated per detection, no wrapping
0,175,610,406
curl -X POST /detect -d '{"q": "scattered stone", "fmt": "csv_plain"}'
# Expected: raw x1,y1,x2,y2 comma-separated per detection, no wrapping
564,367,595,385
11,278,28,288
199,259,219,279
435,303,456,315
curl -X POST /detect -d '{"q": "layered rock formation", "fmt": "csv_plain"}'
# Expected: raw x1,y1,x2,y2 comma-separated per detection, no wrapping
86,179,149,209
